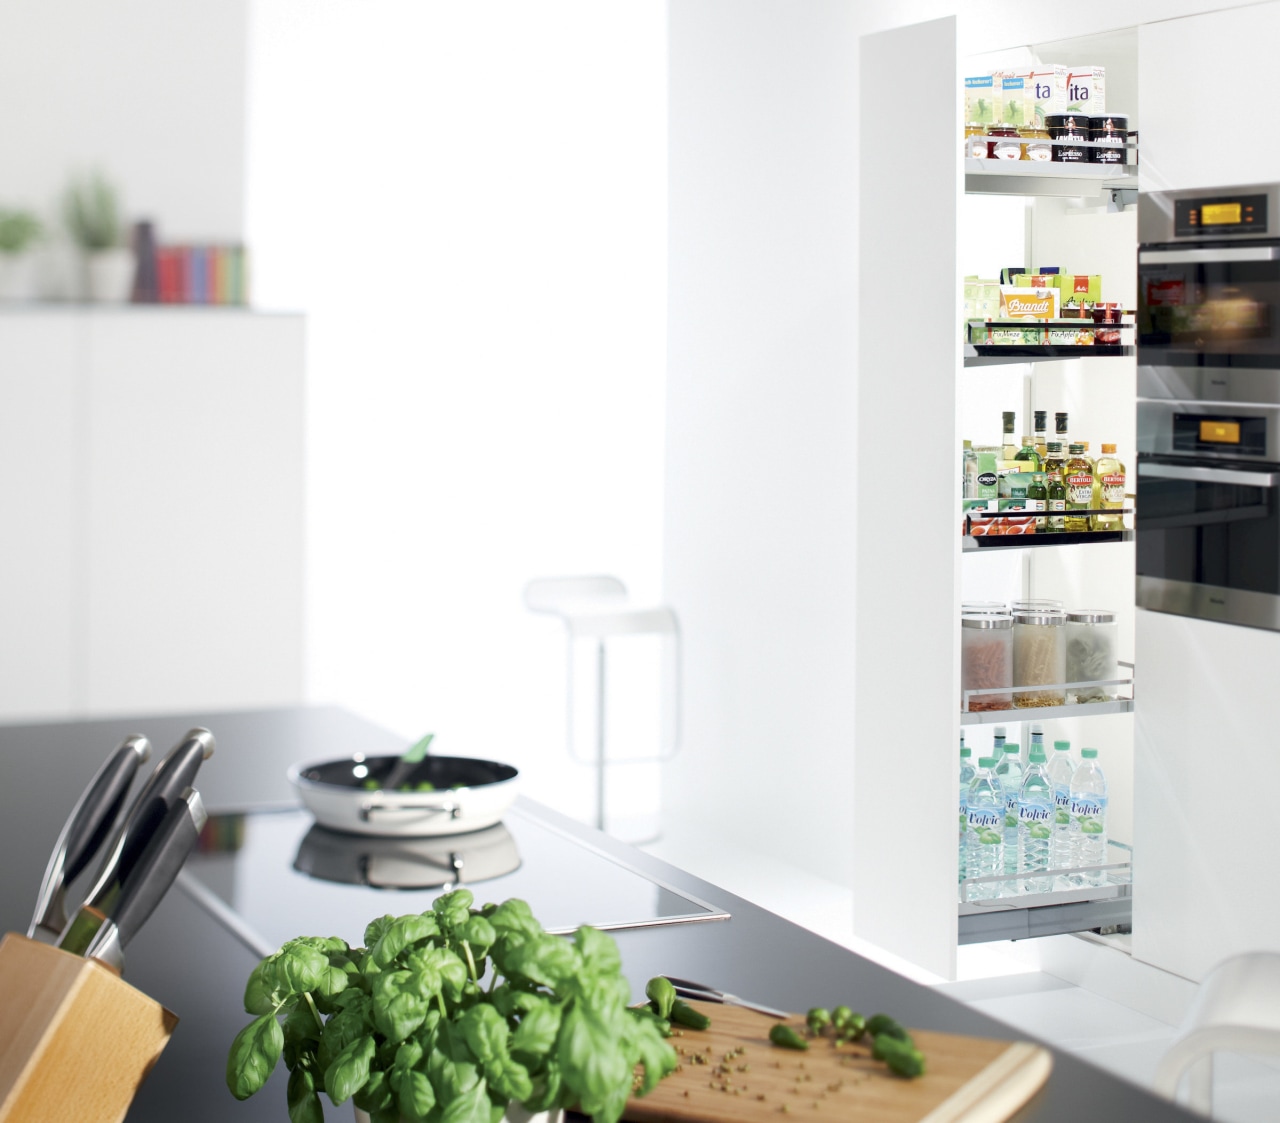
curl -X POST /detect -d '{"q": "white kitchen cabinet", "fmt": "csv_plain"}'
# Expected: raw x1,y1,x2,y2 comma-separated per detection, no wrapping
0,307,304,720
855,18,1139,980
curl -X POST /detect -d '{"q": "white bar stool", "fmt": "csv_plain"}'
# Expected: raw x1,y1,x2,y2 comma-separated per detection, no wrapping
1153,950,1280,1117
523,575,680,835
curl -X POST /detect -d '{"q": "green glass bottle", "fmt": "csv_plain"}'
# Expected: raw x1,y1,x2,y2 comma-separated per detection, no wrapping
1028,471,1048,531
1043,441,1066,532
1014,435,1041,472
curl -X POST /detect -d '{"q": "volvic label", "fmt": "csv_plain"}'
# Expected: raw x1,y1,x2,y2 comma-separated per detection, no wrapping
967,808,1001,830
1018,804,1052,824
1070,796,1106,818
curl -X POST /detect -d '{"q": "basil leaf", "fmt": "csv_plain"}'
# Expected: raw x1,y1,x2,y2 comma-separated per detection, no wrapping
398,1068,437,1121
282,999,321,1046
286,1066,324,1123
505,935,577,989
438,1077,492,1123
432,888,475,928
459,915,496,957
372,970,428,1043
522,1058,563,1113
226,1013,283,1100
373,913,441,967
324,1033,376,1105
573,926,621,978
353,1067,394,1113
556,1005,629,1116
273,944,329,997
243,955,280,1014
627,1010,677,1097
511,998,562,1059
318,1002,370,1078
365,914,395,947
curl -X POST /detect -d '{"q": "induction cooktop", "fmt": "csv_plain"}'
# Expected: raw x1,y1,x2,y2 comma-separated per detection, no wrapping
180,802,728,957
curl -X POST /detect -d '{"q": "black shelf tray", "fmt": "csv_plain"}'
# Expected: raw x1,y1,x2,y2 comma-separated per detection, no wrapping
965,344,1134,366
963,528,1132,550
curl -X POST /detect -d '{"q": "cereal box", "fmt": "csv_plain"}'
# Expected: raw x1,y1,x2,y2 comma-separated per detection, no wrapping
1000,75,1030,128
964,74,1001,126
1012,66,1068,127
1064,67,1105,114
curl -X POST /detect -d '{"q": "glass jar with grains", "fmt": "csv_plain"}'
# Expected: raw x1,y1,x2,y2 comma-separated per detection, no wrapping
961,614,1013,711
1065,609,1118,702
1013,609,1066,707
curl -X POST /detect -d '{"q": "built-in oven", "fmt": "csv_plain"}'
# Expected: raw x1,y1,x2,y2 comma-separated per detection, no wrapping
1137,184,1280,630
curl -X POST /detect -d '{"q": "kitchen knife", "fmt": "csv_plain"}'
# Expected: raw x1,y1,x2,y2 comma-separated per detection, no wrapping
83,787,207,972
59,727,215,954
27,734,152,941
663,975,789,1019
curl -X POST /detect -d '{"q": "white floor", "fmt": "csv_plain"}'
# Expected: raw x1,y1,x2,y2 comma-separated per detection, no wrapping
642,829,1280,1123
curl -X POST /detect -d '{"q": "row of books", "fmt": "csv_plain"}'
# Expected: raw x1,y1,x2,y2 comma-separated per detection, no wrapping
133,244,249,306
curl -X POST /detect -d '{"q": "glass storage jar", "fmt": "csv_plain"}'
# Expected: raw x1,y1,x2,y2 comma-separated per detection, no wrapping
1065,609,1118,702
961,614,1013,711
1010,598,1063,613
1013,609,1066,707
961,600,1008,615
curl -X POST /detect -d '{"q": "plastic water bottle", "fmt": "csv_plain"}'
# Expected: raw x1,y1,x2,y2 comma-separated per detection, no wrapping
964,757,1004,892
1069,748,1108,887
1047,739,1077,885
995,743,1023,877
1017,745,1054,894
958,743,975,884
992,726,1007,757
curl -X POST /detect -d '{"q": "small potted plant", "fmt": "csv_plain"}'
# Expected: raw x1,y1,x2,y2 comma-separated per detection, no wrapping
226,890,677,1123
0,208,43,300
63,171,134,302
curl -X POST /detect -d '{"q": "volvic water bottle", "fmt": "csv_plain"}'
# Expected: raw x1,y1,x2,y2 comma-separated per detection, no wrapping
1017,745,1054,893
995,743,1023,877
959,744,975,884
1047,738,1077,885
992,726,1007,757
1069,748,1108,887
965,757,1004,893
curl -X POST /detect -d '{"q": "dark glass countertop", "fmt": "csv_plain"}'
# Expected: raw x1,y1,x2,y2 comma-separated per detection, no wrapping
0,705,1197,1123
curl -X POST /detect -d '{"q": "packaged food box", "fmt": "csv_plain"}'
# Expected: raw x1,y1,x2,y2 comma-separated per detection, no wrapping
1000,267,1026,286
964,74,1001,125
1048,325,1095,346
1054,274,1103,306
969,510,1037,537
1013,273,1057,289
1011,66,1068,126
975,449,998,500
1064,67,1105,114
1000,75,1030,127
1001,286,1060,320
980,324,1047,346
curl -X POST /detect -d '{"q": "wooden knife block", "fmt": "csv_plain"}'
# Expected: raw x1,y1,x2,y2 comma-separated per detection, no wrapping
0,932,177,1123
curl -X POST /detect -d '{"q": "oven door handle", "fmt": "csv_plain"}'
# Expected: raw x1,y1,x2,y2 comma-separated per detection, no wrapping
1138,462,1280,487
1139,246,1280,264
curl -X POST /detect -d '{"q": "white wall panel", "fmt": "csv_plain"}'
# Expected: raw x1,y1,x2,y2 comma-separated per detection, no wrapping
853,16,960,979
83,310,305,714
0,312,81,718
1133,609,1280,981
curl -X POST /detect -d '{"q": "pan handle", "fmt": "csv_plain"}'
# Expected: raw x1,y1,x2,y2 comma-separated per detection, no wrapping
359,800,461,824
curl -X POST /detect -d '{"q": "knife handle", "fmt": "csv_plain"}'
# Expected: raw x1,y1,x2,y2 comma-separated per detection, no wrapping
84,727,215,912
28,735,151,939
85,788,207,971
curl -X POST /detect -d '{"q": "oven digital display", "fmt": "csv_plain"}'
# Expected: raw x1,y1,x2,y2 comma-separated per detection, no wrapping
1202,203,1242,226
1200,419,1242,444
1174,193,1268,236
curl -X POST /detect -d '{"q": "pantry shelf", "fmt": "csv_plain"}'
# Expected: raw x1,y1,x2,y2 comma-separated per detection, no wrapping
959,697,1134,726
962,528,1133,550
965,343,1134,366
964,158,1138,199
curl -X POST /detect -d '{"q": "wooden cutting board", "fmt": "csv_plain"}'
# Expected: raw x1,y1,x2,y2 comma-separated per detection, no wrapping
624,1001,1052,1123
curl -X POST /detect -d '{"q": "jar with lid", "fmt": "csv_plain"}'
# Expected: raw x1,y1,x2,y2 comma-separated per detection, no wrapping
1088,113,1129,164
1011,597,1063,612
963,123,989,160
1046,113,1090,163
1013,610,1066,707
961,614,1013,711
1018,126,1052,162
961,600,1007,615
988,125,1021,160
1065,610,1118,701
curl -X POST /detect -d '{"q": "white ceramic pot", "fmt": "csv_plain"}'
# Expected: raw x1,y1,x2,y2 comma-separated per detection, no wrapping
0,253,38,300
85,247,136,303
354,1104,562,1123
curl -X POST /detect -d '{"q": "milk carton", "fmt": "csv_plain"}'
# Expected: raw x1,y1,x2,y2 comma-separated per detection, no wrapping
1064,67,1105,114
964,74,1001,126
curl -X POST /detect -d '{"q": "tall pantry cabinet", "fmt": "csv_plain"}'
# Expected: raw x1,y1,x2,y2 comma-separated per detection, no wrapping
853,16,1139,980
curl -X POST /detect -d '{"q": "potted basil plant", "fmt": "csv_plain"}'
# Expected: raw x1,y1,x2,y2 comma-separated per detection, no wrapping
0,208,43,301
226,890,677,1123
63,171,134,302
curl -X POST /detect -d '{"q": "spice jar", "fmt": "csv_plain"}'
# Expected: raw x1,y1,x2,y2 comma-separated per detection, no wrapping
961,614,1013,712
1065,610,1118,702
1046,113,1090,163
1013,609,1066,707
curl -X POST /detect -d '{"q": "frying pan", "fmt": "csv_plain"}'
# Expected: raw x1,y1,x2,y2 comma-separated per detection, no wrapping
288,753,519,837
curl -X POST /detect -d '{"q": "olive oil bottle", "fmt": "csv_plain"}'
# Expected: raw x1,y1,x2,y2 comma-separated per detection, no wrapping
1014,435,1042,472
1043,442,1067,532
1064,442,1095,532
1093,443,1126,530
1033,410,1048,460
1029,471,1048,530
1002,411,1018,462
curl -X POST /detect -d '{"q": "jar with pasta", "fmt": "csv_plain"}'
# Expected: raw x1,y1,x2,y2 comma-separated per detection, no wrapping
1065,609,1118,702
961,614,1013,711
1013,609,1066,707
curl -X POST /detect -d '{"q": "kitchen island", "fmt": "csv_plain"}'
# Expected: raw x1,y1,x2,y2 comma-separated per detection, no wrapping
0,707,1194,1121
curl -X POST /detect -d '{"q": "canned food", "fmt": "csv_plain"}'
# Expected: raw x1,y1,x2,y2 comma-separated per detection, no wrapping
1089,113,1129,165
1046,113,1090,163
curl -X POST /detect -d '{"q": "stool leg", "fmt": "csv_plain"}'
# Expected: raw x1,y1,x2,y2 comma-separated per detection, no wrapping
1187,1052,1213,1116
595,639,606,832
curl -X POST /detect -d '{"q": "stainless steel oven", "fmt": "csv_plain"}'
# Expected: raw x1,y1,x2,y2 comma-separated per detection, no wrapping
1137,184,1280,630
